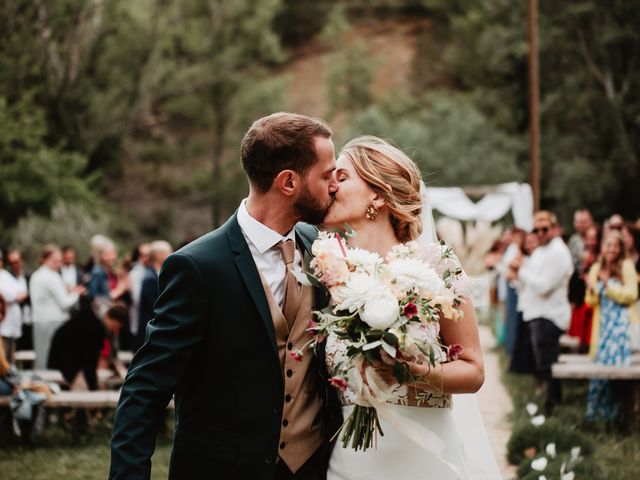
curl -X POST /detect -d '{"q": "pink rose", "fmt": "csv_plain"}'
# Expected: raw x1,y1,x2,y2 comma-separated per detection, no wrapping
306,318,319,333
447,344,464,361
329,376,348,391
404,302,418,319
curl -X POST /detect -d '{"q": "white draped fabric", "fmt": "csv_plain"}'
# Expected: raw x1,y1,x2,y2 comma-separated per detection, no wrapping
427,182,534,231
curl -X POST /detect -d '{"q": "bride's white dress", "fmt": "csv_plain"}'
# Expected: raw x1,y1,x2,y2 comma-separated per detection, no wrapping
325,334,502,480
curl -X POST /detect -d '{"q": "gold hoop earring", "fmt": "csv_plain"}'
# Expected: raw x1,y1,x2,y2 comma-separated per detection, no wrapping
365,204,380,220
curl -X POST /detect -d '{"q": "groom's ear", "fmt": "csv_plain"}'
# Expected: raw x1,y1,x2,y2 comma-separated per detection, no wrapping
274,169,299,197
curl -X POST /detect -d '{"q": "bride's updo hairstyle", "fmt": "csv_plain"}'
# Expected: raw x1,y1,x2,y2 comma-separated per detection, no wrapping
340,136,423,242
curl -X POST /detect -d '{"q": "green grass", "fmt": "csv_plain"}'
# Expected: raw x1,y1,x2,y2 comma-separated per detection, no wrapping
499,348,640,480
0,411,173,479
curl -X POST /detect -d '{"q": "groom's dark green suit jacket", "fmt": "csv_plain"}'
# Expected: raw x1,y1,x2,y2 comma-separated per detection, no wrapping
109,213,340,479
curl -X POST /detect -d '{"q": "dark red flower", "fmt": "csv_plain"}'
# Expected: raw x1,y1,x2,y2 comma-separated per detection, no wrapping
403,303,418,319
329,376,348,391
448,344,464,361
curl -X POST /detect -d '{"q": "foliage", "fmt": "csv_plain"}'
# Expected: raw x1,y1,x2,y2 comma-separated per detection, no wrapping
506,419,593,465
343,93,524,186
440,0,640,223
0,411,172,479
0,95,99,239
500,350,640,480
9,201,137,268
327,40,374,116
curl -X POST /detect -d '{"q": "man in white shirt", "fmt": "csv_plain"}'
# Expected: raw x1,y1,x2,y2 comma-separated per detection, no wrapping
128,243,150,338
60,246,83,289
511,211,573,415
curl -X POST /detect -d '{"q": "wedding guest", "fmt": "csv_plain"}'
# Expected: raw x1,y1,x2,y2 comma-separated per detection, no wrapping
7,250,32,351
585,231,638,420
0,250,28,364
87,242,130,302
604,214,624,236
568,225,600,351
60,246,83,289
135,241,172,350
568,209,594,270
0,336,14,395
30,245,85,369
128,243,150,339
498,228,526,355
510,211,574,415
508,231,540,375
623,225,640,350
48,299,129,390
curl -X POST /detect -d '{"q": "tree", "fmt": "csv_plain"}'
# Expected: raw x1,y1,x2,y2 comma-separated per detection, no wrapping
0,95,99,241
344,93,524,186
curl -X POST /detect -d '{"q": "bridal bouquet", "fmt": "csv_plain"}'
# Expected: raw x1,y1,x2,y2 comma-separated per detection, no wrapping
297,228,470,451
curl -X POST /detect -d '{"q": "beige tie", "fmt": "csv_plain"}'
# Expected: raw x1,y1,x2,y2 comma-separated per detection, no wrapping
276,239,301,329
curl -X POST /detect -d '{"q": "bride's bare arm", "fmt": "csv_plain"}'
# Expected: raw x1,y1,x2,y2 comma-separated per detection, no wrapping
412,296,485,394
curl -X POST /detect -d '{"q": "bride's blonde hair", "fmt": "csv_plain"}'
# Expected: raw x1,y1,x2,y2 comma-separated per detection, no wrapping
339,136,423,242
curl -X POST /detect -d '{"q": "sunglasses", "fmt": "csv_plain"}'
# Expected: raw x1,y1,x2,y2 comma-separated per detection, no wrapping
532,226,550,234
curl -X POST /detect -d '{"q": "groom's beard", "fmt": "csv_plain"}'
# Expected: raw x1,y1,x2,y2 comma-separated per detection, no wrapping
293,185,333,225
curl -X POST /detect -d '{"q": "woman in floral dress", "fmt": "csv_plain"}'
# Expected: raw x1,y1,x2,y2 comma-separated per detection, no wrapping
585,231,638,420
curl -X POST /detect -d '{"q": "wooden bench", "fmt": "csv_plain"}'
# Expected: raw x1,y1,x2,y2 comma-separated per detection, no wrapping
14,350,134,366
19,369,124,388
558,353,640,364
552,361,640,427
0,391,175,409
559,334,581,352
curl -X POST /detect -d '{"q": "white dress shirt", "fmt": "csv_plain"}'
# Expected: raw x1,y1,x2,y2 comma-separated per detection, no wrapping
30,265,79,324
128,262,147,335
0,269,26,338
518,236,574,330
60,264,78,288
237,199,302,308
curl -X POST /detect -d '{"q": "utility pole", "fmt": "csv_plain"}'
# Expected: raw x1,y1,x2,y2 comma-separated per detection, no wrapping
528,0,540,211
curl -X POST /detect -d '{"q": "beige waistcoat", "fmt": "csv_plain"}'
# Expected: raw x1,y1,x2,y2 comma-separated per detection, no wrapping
258,271,325,473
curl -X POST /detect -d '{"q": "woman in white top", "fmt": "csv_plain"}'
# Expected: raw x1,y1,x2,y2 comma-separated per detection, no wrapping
0,251,27,364
30,245,85,369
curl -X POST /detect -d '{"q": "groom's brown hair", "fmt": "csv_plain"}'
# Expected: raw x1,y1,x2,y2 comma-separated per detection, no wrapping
240,112,332,192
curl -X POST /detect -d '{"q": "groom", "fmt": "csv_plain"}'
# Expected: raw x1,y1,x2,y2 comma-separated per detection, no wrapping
110,113,341,479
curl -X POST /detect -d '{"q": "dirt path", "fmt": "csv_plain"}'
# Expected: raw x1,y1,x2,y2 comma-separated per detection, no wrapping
476,324,517,479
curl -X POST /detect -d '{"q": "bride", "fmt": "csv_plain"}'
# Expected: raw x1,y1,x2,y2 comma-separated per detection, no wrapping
320,136,501,480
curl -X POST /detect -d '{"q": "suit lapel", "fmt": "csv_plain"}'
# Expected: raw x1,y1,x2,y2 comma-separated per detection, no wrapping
226,213,278,355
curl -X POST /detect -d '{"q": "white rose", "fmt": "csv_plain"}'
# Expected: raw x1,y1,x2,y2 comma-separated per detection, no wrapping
311,234,343,257
387,258,444,294
346,248,383,275
333,273,381,313
360,292,399,330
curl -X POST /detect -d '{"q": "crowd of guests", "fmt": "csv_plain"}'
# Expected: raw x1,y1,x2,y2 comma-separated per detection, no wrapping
0,236,174,392
488,211,640,421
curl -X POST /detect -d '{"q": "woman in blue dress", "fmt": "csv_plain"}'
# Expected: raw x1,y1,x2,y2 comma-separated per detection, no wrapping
585,230,638,420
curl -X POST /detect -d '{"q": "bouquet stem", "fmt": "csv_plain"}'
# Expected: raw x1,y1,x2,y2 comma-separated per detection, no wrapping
340,405,384,451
